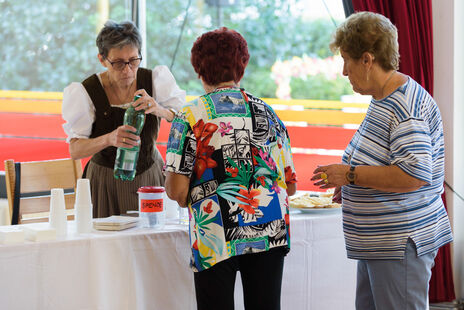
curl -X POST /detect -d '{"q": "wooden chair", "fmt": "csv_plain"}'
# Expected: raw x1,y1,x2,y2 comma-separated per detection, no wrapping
4,158,82,224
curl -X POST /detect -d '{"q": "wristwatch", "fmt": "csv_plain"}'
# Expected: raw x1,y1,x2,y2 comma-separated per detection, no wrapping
345,166,356,185
168,108,178,122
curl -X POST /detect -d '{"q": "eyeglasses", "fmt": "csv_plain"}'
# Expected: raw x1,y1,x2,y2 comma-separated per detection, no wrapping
106,57,142,71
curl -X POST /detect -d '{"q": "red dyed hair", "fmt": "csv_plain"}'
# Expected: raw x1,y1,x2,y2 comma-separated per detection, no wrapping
191,27,250,86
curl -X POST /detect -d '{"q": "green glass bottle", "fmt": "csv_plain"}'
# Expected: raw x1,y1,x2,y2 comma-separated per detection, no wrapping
114,95,145,181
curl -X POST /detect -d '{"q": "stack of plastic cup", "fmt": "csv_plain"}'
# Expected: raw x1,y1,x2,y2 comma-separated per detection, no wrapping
178,206,189,225
164,193,179,222
49,188,68,236
75,179,93,233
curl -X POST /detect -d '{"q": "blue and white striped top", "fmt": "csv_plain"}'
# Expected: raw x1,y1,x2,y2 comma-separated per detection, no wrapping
341,77,453,259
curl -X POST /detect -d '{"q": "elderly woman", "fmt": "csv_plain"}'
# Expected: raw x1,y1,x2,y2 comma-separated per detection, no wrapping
165,27,297,310
62,20,185,217
312,12,453,310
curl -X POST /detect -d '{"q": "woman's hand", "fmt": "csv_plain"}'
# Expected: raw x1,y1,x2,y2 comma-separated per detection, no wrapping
107,124,140,148
311,164,350,189
312,164,427,193
133,89,176,121
332,186,342,203
133,89,160,115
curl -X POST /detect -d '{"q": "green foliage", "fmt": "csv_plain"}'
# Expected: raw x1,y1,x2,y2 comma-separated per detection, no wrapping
0,0,351,100
290,74,353,100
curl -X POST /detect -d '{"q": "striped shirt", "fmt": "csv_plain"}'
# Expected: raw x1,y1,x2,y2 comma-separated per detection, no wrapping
341,77,453,259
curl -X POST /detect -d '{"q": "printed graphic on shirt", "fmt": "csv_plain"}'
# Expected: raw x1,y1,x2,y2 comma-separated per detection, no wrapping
165,89,297,271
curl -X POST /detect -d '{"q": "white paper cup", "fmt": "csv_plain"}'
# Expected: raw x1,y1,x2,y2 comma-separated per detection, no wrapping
49,188,67,236
75,179,93,233
75,178,92,206
75,204,93,234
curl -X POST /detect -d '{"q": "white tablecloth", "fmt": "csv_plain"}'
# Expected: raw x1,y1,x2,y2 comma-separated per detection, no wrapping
0,212,356,310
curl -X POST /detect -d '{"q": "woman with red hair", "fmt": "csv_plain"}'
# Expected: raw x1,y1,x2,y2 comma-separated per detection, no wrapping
165,27,297,310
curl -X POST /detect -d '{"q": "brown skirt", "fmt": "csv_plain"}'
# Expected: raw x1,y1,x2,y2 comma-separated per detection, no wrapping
86,148,165,218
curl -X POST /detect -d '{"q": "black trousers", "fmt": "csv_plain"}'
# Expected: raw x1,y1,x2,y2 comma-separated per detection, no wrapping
193,247,286,310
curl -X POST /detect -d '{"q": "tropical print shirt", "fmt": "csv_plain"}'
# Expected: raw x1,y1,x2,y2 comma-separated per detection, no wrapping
165,88,297,272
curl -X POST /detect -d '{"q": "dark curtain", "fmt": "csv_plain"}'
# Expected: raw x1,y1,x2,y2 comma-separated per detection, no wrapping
348,0,456,303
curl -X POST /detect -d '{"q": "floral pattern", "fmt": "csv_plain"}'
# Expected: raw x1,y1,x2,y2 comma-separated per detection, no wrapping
165,88,297,272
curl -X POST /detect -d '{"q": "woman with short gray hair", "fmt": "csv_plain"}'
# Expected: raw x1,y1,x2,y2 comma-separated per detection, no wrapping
62,20,185,217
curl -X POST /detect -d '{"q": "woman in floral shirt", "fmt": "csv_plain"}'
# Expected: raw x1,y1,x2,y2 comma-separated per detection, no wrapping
165,27,297,310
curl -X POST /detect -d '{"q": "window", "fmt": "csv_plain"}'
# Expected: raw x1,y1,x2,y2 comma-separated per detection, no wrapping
0,0,130,91
145,0,352,99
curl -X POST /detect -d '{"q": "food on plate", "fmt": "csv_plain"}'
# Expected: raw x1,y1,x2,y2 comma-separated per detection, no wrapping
289,192,341,209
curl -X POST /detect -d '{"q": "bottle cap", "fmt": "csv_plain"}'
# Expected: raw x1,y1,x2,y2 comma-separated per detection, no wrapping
137,186,165,193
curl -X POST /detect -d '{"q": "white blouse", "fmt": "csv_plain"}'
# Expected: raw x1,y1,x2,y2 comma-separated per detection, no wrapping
62,65,186,143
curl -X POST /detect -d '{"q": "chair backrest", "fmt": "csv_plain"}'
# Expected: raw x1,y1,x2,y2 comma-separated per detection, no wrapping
4,158,82,224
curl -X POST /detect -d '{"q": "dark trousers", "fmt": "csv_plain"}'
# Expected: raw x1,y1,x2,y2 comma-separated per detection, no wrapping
193,248,286,310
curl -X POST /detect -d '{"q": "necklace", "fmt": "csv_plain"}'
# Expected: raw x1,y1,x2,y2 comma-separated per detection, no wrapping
379,70,396,99
107,75,135,105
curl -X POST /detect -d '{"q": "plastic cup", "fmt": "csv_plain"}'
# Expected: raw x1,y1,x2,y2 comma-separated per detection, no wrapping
178,206,189,225
164,194,179,221
49,188,67,236
75,178,93,233
75,179,92,206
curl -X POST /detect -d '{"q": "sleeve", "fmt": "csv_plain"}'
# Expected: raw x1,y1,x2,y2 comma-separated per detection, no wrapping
61,82,95,143
152,65,186,111
164,105,197,177
390,117,432,184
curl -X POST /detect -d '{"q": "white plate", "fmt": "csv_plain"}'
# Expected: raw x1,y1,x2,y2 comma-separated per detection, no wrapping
291,207,341,214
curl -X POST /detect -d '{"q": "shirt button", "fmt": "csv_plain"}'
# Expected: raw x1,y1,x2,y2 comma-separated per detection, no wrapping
104,111,108,116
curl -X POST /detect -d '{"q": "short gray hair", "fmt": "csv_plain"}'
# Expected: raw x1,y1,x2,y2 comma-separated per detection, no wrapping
330,12,399,71
96,20,142,58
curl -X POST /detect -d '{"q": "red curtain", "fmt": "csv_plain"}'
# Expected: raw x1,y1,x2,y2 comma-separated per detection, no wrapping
351,0,455,302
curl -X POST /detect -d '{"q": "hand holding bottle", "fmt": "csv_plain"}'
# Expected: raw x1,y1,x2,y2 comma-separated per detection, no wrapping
133,89,160,115
114,95,146,181
108,124,140,148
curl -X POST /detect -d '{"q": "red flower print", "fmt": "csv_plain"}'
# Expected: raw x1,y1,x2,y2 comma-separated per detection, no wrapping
192,240,199,250
194,142,217,178
285,166,297,184
236,186,260,214
256,175,266,187
203,201,213,214
285,213,290,238
192,119,205,140
192,120,218,179
226,167,238,177
193,120,218,140
251,147,259,165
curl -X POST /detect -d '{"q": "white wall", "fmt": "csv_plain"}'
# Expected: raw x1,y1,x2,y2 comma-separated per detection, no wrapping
432,0,464,300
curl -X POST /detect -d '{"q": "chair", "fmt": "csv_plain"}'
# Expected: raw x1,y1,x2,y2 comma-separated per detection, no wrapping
4,158,82,224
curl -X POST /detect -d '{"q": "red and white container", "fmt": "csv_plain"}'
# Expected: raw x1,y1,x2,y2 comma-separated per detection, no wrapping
137,186,165,229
